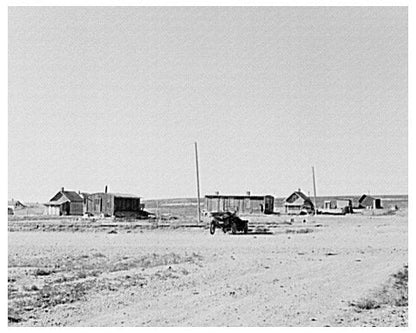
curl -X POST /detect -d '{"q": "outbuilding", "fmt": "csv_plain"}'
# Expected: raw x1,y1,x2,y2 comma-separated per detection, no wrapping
86,191,143,217
358,194,382,209
8,199,26,209
323,198,353,214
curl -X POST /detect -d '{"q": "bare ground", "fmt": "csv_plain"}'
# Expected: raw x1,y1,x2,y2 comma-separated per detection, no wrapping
8,213,407,326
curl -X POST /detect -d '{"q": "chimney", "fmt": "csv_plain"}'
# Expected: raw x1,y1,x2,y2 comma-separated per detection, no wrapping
105,185,108,194
298,188,301,192
61,187,64,192
246,191,251,196
215,191,219,196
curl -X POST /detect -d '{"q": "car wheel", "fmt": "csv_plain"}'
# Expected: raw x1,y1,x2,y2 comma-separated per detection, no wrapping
231,222,237,234
243,223,248,234
210,221,216,235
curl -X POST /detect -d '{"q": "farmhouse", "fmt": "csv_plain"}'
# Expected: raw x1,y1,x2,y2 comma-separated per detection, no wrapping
358,194,382,209
284,190,314,215
204,192,274,214
44,188,85,216
86,191,143,217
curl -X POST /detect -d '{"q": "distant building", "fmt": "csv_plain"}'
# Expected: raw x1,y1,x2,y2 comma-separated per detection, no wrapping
8,199,26,209
284,190,314,215
205,192,274,214
86,191,143,217
358,194,382,209
323,198,353,214
44,187,85,216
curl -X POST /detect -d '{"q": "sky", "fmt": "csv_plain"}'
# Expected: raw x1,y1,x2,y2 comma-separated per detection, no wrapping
8,6,408,202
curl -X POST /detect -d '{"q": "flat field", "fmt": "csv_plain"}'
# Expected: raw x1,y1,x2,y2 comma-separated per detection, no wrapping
8,212,407,327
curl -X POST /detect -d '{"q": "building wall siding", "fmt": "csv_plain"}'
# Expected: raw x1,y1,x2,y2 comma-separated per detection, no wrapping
87,193,141,216
205,195,274,214
69,202,84,215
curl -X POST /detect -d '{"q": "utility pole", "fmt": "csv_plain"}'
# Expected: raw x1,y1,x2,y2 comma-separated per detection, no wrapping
194,142,201,225
156,199,159,227
312,166,318,215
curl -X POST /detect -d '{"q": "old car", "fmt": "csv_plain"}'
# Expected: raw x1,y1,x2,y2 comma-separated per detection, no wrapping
209,211,248,235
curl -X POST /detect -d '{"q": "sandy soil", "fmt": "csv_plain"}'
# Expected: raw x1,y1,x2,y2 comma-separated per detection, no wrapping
8,213,407,327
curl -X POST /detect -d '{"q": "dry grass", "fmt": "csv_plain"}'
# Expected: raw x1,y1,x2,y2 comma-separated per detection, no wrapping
8,251,203,324
350,265,408,310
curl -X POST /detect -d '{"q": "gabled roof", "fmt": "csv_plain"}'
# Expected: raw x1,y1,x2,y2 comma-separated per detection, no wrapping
62,191,83,202
45,197,70,206
284,191,313,204
359,194,380,207
7,200,26,208
295,191,310,201
358,194,376,203
49,190,83,203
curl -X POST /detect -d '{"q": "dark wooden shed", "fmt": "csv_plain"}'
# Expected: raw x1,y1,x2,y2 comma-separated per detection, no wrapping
358,194,382,209
86,192,142,217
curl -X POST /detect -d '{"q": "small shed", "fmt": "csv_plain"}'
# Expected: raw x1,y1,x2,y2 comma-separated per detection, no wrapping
323,198,353,214
358,195,382,209
86,192,142,217
284,190,314,215
205,192,274,214
324,199,352,209
44,188,84,216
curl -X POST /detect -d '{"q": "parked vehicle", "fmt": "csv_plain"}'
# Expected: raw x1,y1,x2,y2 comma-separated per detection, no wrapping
209,211,248,235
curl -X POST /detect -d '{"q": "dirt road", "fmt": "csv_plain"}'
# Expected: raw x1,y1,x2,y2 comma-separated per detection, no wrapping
8,214,407,326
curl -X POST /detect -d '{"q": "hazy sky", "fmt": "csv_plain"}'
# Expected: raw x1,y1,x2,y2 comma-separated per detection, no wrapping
9,6,407,202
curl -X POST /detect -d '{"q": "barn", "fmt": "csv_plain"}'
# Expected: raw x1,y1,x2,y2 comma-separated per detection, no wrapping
204,192,274,214
284,190,314,215
358,194,382,209
44,188,84,216
86,192,143,217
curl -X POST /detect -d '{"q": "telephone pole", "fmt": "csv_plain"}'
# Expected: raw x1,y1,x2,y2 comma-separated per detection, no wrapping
194,142,201,224
312,166,318,215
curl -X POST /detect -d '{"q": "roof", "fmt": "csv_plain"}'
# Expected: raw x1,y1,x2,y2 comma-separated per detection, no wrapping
294,191,310,201
359,194,377,203
205,194,270,200
62,191,83,202
113,193,140,198
49,190,83,203
89,192,140,199
284,191,313,204
45,195,70,206
359,194,380,207
7,200,26,208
